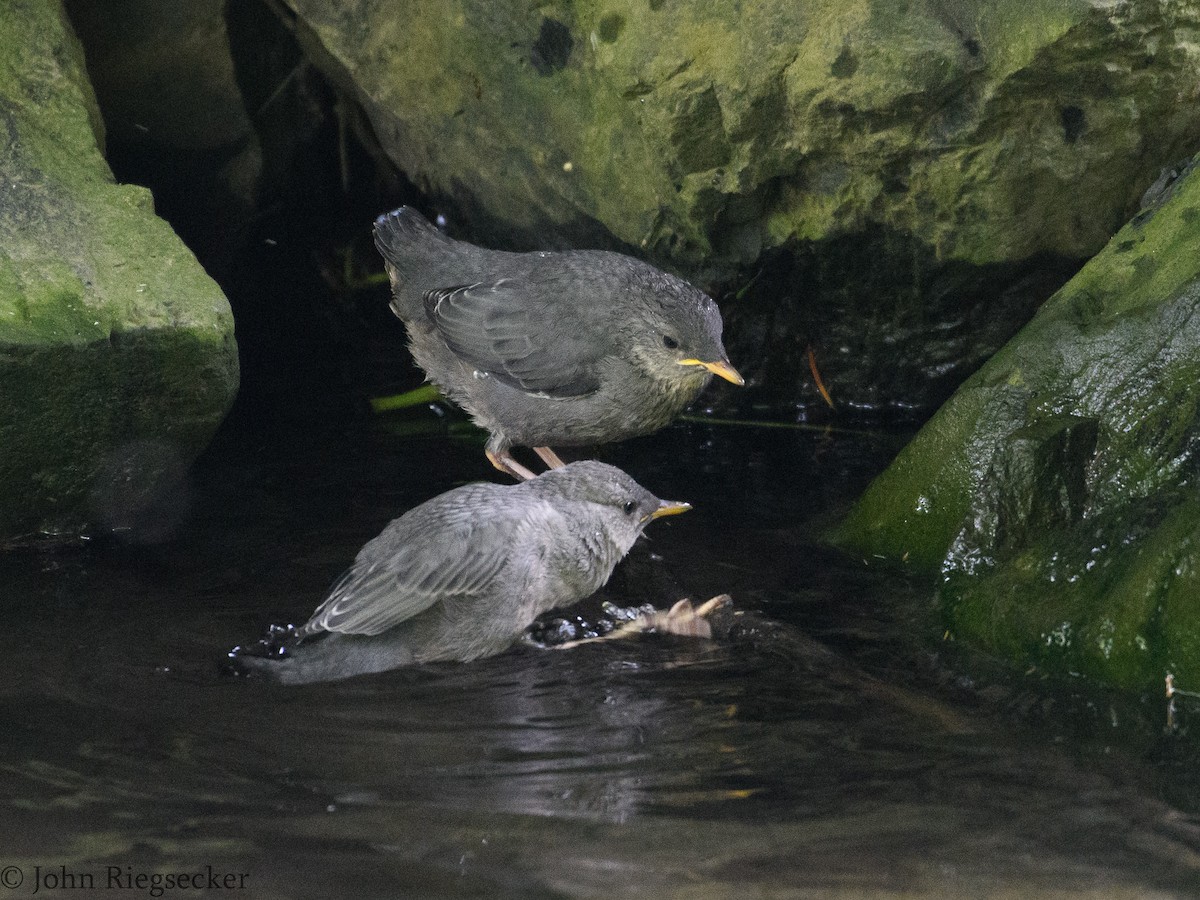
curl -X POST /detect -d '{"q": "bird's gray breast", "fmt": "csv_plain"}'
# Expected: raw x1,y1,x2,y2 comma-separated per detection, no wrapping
508,505,623,620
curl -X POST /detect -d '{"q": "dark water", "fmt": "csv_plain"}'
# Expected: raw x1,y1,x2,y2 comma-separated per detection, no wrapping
3,416,1200,899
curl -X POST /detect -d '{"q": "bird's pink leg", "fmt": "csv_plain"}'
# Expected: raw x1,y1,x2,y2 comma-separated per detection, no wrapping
486,448,537,481
533,447,567,469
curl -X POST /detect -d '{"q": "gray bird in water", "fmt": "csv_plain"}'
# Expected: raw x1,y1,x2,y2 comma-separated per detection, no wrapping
374,207,743,480
232,461,690,684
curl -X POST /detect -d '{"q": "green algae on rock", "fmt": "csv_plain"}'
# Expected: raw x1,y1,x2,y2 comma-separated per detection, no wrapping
0,0,239,542
277,0,1200,279
839,156,1200,689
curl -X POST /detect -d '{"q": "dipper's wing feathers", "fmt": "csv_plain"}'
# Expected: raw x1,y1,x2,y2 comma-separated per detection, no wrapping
424,281,603,397
303,560,430,636
301,489,523,637
305,540,511,637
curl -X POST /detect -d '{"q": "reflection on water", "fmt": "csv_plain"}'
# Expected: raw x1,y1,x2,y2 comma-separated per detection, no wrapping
2,419,1200,898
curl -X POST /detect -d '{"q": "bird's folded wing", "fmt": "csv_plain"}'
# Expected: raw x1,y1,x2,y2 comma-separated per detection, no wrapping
304,536,511,637
423,280,605,397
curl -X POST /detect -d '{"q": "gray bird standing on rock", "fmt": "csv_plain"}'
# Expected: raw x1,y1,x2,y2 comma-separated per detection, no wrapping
232,461,690,684
374,207,744,480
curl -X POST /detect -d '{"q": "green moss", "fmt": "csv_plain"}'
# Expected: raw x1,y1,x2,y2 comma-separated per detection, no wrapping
1046,171,1200,319
0,0,238,539
945,493,1200,689
834,382,999,568
287,0,1200,277
967,0,1086,78
0,1,107,175
597,13,625,43
839,156,1200,690
0,330,238,536
841,159,1200,564
0,257,104,345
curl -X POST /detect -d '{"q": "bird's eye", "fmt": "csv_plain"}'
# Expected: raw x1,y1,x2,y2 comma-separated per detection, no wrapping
622,499,638,515
662,335,680,350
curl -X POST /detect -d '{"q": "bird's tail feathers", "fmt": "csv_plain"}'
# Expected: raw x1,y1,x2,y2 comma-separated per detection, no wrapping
374,206,490,321
374,206,453,269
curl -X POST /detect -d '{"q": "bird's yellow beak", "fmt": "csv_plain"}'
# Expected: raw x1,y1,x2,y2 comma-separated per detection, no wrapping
645,500,692,523
678,358,745,386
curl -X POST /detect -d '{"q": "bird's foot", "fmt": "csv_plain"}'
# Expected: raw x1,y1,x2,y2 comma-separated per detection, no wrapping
552,594,733,649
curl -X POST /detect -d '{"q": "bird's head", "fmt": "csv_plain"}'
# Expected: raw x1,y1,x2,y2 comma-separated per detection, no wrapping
622,269,744,392
531,460,691,552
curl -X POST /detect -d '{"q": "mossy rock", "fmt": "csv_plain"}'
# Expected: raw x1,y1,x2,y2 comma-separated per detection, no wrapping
279,0,1200,279
0,0,238,542
942,492,1200,687
838,156,1200,690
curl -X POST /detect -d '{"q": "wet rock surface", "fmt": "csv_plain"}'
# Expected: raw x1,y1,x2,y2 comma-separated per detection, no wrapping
0,0,238,543
840,155,1200,689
